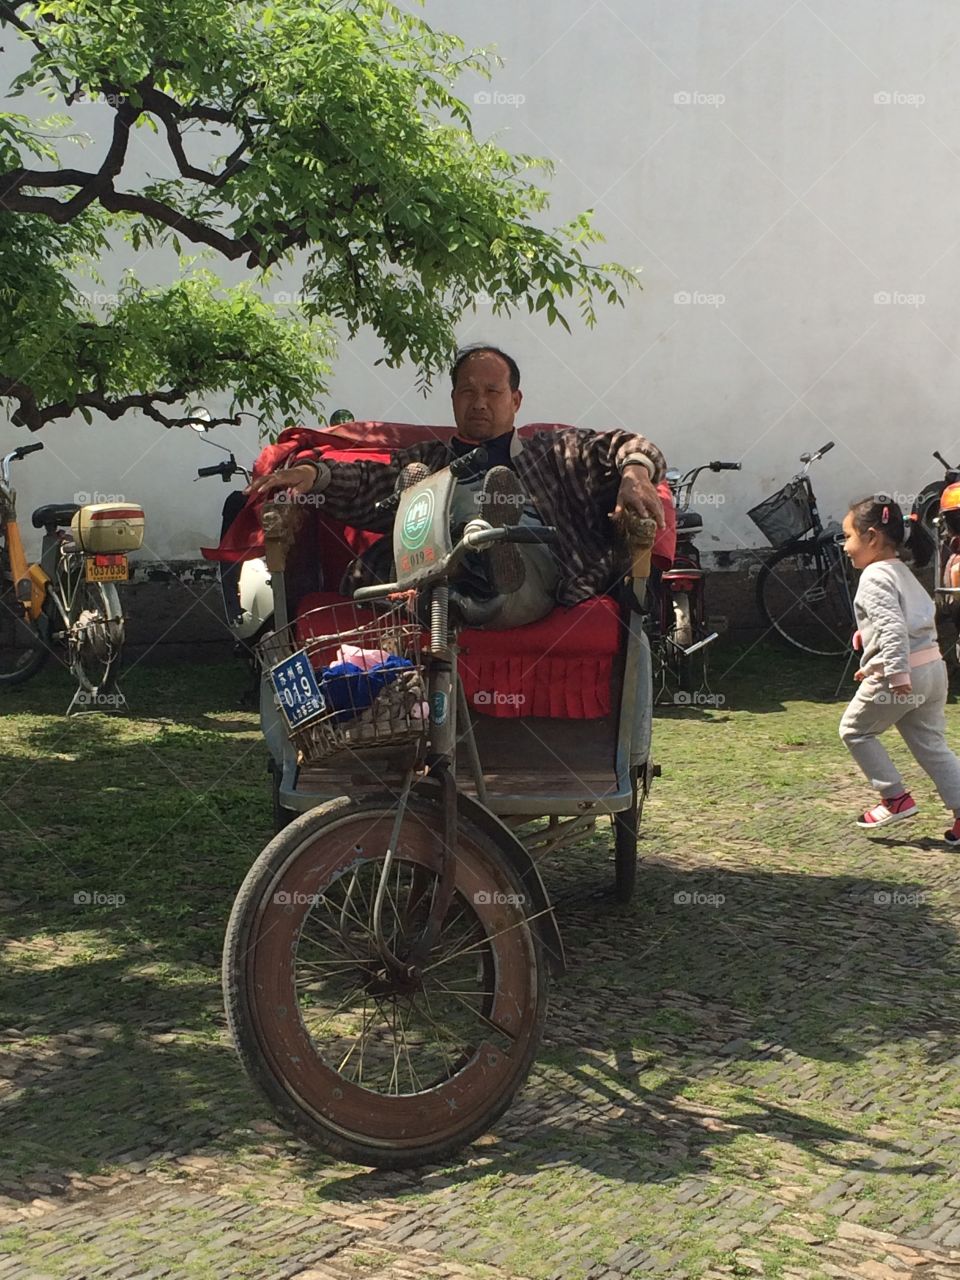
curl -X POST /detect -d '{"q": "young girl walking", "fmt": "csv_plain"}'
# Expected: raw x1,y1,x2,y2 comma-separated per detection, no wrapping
840,494,960,840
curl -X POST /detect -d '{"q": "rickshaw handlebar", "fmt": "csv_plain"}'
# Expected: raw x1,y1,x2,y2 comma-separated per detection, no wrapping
353,523,559,602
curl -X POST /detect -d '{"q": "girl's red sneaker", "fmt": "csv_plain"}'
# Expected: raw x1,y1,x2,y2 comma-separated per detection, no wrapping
944,817,960,844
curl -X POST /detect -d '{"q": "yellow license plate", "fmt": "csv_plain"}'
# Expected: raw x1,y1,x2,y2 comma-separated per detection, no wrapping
85,555,129,583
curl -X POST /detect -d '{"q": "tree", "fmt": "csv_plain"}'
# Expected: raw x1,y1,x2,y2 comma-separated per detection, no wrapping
0,0,634,432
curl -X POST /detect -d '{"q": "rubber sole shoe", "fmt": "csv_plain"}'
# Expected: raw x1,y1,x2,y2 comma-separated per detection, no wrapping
944,818,960,844
856,793,919,828
476,466,526,596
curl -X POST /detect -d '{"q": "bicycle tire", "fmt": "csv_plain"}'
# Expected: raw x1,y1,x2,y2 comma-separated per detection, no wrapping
62,559,124,692
0,541,49,687
223,792,548,1169
757,542,854,656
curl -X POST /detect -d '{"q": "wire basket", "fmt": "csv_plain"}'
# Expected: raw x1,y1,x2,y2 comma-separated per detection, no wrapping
747,480,815,546
259,601,428,764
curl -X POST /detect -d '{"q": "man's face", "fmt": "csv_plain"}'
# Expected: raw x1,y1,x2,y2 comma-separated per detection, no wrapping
451,352,522,441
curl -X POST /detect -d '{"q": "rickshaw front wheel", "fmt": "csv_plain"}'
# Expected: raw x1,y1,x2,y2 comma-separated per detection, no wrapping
223,793,548,1169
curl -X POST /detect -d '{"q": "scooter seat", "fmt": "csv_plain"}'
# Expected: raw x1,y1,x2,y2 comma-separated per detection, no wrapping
32,502,80,530
676,510,703,531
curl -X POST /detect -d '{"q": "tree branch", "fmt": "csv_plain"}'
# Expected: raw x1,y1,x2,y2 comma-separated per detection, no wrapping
0,375,244,430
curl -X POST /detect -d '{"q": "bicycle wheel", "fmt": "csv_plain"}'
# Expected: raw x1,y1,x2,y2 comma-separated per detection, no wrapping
61,558,124,691
757,542,854,656
223,792,548,1169
0,542,49,686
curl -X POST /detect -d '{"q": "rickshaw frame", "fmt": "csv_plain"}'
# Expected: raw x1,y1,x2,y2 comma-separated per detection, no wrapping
257,456,656,897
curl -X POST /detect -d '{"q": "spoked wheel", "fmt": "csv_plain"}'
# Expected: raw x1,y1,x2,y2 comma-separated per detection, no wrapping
223,793,548,1168
0,554,49,687
757,544,854,656
66,578,123,691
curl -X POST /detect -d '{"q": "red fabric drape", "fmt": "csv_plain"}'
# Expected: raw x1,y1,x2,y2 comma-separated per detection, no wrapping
202,421,676,569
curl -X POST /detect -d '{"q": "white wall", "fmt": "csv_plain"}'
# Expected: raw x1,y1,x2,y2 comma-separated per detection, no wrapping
5,0,960,561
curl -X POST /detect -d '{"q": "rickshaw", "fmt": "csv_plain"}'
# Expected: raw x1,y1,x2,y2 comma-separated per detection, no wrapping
220,422,669,1169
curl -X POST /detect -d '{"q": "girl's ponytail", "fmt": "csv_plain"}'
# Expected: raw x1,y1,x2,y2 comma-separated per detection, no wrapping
848,495,905,546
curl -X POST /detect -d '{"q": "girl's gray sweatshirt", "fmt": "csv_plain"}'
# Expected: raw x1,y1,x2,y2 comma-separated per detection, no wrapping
854,558,938,683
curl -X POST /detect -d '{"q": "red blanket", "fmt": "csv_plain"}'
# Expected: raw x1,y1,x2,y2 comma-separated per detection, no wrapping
202,421,677,569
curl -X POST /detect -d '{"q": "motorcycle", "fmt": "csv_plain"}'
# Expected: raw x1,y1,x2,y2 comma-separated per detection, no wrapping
193,419,273,701
651,459,740,700
911,452,960,662
192,409,356,700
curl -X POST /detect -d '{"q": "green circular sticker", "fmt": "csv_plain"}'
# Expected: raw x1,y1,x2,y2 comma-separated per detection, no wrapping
400,488,435,550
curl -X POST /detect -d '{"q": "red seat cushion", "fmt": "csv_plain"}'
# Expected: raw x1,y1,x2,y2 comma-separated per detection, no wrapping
457,596,621,719
294,592,621,719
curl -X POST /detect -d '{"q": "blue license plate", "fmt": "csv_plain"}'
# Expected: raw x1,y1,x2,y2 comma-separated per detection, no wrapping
270,650,327,728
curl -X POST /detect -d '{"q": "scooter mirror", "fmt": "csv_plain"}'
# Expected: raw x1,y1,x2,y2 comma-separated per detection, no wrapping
188,407,212,433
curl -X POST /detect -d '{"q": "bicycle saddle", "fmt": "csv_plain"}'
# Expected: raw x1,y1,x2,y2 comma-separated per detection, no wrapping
675,510,703,530
31,502,80,530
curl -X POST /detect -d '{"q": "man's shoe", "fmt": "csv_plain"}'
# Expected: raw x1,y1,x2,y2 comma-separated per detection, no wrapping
476,466,526,595
856,792,919,828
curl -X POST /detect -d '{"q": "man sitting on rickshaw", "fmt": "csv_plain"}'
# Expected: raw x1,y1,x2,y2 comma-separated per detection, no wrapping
248,345,666,628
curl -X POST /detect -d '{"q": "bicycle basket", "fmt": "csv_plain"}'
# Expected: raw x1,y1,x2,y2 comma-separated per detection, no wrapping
747,480,815,546
258,601,427,764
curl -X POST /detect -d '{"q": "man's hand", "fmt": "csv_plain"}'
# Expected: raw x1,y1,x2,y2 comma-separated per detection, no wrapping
246,462,318,499
609,465,665,529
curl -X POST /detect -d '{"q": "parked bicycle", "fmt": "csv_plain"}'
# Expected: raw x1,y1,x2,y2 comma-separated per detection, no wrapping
651,458,741,698
0,442,144,704
751,441,856,656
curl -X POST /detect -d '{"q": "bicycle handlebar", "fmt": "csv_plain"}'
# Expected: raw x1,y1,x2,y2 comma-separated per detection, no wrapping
817,441,834,457
710,460,741,471
15,442,44,459
197,463,227,478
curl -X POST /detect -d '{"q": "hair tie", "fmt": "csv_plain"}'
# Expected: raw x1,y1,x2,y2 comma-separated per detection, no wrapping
882,505,890,524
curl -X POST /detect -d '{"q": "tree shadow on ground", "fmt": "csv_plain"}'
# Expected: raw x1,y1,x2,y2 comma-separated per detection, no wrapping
1,829,956,1195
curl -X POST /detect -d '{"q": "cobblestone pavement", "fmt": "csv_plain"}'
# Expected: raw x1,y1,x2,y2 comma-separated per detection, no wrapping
2,663,960,1278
